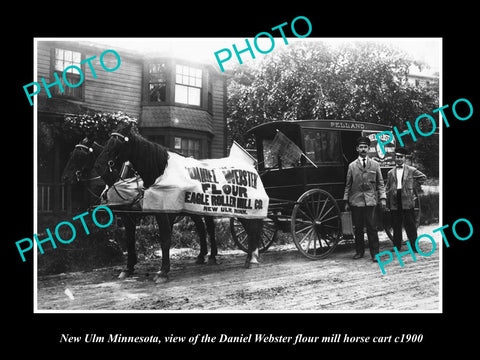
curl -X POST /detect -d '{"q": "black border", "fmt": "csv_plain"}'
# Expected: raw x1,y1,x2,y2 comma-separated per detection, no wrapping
7,5,478,354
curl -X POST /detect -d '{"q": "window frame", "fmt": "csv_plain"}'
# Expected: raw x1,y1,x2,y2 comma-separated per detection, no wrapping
50,48,84,100
173,136,202,159
174,64,203,107
302,128,342,165
143,60,211,111
146,62,168,104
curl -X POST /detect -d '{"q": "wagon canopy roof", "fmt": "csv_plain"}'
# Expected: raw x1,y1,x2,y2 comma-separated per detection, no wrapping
248,120,392,138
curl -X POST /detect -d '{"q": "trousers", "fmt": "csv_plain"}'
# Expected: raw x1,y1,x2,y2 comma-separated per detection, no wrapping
391,189,417,250
351,205,379,257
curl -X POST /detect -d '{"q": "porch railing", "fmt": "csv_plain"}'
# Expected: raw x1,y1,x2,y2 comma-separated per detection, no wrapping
37,182,69,213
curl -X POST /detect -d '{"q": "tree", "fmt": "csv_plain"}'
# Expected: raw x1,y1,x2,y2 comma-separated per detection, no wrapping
226,40,439,176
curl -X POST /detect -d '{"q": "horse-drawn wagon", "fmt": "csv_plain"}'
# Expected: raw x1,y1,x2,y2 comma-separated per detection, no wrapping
230,120,421,259
63,119,420,281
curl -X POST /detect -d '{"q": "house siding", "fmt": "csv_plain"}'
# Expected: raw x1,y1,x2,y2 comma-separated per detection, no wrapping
36,40,227,214
36,41,143,118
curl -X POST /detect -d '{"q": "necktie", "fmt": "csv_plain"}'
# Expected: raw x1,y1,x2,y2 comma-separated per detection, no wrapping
362,158,366,168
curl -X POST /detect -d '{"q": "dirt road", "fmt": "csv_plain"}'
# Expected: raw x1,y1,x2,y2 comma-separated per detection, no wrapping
36,224,440,312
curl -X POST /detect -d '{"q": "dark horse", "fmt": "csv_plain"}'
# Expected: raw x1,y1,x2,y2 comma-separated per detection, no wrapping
94,122,262,282
62,136,217,280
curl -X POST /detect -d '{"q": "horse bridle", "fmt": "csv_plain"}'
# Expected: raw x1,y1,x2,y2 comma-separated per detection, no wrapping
74,143,100,183
107,132,130,171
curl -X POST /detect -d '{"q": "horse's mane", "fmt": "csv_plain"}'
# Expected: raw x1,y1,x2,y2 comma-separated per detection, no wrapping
125,125,169,188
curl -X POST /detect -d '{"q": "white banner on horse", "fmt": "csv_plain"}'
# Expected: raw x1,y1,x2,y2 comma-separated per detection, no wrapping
104,151,268,219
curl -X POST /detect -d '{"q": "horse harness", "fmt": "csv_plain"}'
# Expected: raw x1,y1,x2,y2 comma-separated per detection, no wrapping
74,143,103,200
104,132,144,206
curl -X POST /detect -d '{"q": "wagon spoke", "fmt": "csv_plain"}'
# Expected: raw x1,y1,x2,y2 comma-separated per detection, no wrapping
238,232,248,243
322,229,330,250
297,207,313,221
291,189,341,260
262,227,274,238
303,201,316,220
312,228,318,254
319,205,335,221
295,224,313,238
323,232,337,243
320,214,340,223
317,195,329,220
316,227,325,251
261,225,274,247
306,229,317,253
315,193,323,219
299,227,314,245
305,195,314,217
310,193,320,218
295,218,315,225
235,228,246,238
259,233,267,249
315,228,328,251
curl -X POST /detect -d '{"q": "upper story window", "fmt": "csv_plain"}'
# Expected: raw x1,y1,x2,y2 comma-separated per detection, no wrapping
148,63,167,102
53,48,83,99
175,64,202,106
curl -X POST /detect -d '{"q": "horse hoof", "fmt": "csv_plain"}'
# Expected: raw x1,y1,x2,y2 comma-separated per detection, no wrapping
154,272,169,283
244,261,260,269
118,269,134,279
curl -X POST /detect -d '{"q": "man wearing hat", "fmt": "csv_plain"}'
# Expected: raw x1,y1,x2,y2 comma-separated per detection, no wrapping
343,136,386,261
386,147,426,251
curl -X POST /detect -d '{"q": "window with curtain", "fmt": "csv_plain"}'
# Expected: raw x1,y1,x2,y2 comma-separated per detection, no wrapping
303,129,341,164
147,62,168,103
174,136,201,158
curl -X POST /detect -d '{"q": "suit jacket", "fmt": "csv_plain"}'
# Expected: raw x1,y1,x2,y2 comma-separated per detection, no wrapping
386,165,427,210
343,157,386,207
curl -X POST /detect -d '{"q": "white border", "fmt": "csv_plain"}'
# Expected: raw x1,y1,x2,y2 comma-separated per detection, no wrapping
33,37,442,314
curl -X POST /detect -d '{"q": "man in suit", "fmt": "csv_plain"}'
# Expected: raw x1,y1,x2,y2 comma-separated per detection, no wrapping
386,148,427,251
344,136,386,262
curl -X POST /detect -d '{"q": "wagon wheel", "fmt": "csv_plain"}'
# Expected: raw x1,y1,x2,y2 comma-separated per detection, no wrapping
383,188,421,242
230,217,278,253
291,189,341,260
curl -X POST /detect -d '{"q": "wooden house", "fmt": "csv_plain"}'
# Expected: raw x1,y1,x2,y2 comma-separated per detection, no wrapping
36,40,227,215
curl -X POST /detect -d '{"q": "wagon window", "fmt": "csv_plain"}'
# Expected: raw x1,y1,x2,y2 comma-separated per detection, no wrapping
303,129,341,164
262,138,301,169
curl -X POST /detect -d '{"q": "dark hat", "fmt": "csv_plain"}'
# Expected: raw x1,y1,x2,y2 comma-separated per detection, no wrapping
395,147,408,155
356,136,370,146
